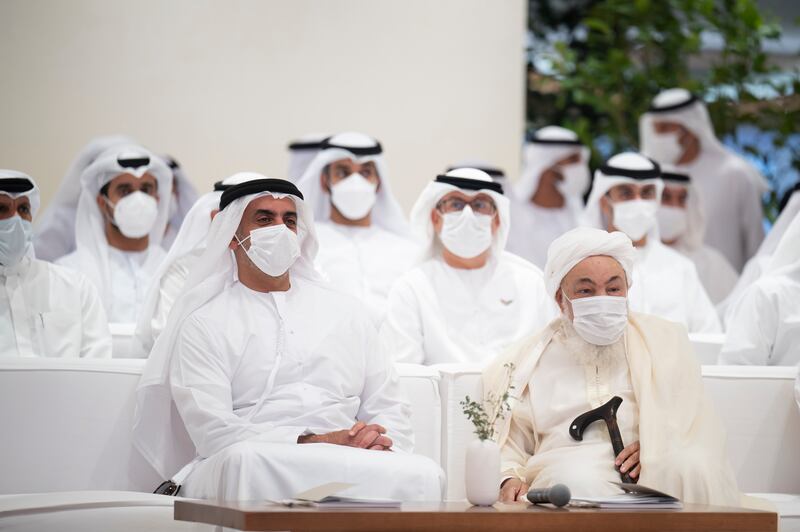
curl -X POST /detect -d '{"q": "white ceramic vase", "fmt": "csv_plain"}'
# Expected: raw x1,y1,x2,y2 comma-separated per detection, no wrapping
464,438,500,506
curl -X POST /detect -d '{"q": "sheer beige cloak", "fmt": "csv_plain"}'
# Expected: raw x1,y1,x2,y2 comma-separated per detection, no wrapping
485,312,762,508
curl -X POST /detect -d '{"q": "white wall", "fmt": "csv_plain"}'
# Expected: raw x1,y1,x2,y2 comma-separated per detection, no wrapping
0,0,526,216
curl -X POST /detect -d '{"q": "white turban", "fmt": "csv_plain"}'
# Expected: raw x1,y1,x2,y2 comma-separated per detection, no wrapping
543,227,636,298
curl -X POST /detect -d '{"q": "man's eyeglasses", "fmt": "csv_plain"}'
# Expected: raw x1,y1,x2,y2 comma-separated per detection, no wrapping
436,196,497,216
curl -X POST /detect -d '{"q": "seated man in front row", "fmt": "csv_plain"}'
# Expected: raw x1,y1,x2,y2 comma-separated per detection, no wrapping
133,176,443,501
487,227,743,507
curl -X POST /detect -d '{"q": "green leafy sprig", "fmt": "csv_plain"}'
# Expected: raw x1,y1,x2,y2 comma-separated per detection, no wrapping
460,363,516,441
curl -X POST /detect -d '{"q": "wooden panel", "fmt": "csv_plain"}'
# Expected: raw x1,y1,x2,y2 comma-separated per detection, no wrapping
174,500,777,532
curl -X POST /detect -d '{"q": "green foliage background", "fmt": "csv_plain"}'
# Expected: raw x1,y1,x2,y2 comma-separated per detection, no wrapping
526,0,799,218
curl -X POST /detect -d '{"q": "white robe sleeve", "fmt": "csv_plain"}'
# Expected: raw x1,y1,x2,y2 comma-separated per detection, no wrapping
737,168,766,263
718,284,777,365
355,313,416,453
684,263,723,333
379,276,426,365
500,394,536,482
76,272,112,358
151,259,191,341
170,315,307,459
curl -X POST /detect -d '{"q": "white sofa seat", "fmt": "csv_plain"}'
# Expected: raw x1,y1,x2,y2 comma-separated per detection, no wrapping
0,358,161,494
109,323,140,359
0,358,443,495
0,491,214,531
689,332,726,365
396,363,442,464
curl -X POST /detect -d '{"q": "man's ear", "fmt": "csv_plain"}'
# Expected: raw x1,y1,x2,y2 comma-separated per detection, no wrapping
431,209,442,234
96,194,110,216
491,213,500,234
210,209,219,221
320,171,330,194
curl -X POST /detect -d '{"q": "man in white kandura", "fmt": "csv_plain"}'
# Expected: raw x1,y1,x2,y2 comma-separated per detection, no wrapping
134,173,260,355
583,152,721,333
508,126,591,268
719,208,800,366
295,132,418,322
719,189,800,326
381,168,554,365
161,155,199,250
656,166,739,304
0,170,111,358
133,177,443,501
57,145,173,324
488,227,745,507
640,88,767,271
34,135,134,261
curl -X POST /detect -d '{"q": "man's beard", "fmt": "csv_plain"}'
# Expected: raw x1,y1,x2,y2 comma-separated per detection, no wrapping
557,315,627,370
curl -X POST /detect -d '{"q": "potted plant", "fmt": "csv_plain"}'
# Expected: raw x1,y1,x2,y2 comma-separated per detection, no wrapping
460,363,515,506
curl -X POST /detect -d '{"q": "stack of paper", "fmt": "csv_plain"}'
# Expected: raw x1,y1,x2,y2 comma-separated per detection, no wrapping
279,482,402,508
569,482,683,509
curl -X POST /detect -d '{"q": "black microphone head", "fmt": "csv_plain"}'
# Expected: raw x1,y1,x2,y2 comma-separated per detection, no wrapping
549,484,571,507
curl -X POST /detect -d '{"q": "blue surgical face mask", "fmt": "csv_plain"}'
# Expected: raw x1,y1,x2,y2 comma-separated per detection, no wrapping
0,216,33,268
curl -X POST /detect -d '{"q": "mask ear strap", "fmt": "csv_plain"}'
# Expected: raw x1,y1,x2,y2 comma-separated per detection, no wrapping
234,232,249,249
101,197,119,229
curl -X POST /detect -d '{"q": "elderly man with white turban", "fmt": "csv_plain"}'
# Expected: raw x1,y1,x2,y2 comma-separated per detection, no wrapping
380,168,554,365
486,227,743,507
295,132,418,322
134,173,260,355
583,152,721,333
133,176,443,502
1,170,111,358
657,166,739,304
507,126,591,268
57,145,173,324
719,208,800,366
640,88,767,271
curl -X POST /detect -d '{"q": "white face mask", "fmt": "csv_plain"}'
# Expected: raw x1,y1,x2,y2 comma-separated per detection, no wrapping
649,130,684,164
555,162,590,198
330,173,378,221
563,291,628,346
237,224,300,277
657,205,688,242
0,216,33,268
612,199,659,241
439,206,494,259
107,191,159,239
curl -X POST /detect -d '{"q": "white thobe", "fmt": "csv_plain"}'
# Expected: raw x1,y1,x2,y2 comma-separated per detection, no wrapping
508,203,580,268
629,240,721,333
502,327,639,497
314,222,418,323
718,265,800,366
171,278,443,501
678,156,764,271
0,257,111,358
675,244,739,304
59,246,166,324
487,313,743,507
381,253,555,365
150,250,202,343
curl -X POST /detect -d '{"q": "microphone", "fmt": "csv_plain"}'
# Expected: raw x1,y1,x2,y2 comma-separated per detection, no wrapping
526,484,571,507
